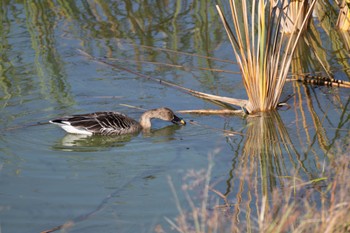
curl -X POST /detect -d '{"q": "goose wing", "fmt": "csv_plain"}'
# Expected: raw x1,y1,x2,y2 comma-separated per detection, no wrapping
92,112,141,134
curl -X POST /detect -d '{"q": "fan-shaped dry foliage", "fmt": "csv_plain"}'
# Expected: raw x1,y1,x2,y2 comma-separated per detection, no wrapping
215,0,316,113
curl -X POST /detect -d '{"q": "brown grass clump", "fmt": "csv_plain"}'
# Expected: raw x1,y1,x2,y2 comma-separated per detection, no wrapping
166,143,350,233
215,0,316,113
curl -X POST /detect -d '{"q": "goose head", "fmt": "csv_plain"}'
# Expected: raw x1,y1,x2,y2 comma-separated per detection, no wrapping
139,107,186,128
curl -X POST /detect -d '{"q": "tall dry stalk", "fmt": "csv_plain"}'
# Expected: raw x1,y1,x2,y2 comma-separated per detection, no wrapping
216,0,316,113
337,0,350,31
280,0,309,34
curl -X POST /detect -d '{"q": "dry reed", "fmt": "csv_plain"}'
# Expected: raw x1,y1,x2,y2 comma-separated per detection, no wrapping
216,0,316,113
166,141,350,233
337,0,350,31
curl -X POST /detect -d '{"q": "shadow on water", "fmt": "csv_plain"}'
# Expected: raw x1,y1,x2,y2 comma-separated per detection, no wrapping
52,124,184,152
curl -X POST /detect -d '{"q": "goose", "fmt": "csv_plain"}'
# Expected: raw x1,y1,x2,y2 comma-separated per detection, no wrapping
49,107,186,135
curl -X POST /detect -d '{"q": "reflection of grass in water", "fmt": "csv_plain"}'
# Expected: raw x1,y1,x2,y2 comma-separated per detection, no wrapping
165,121,350,233
315,1,350,80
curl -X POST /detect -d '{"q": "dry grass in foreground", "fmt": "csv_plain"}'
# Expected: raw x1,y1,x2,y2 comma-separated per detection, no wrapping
164,145,350,233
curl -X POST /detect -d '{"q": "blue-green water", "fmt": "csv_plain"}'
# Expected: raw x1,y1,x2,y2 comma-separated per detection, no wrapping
0,1,349,233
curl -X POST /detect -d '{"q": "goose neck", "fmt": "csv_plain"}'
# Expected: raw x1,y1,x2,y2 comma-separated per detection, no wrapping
139,111,154,128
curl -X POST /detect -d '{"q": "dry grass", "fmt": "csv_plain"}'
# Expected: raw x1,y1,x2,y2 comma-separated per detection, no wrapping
215,0,316,113
279,0,310,34
166,136,350,233
337,0,350,31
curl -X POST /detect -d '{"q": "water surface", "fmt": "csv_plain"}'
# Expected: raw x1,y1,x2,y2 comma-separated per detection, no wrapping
0,1,349,233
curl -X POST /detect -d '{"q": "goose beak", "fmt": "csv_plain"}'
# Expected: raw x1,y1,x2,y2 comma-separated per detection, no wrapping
172,115,186,125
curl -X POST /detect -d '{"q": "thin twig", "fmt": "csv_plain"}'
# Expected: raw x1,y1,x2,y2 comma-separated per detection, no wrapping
118,103,147,111
77,49,249,108
188,120,245,136
3,122,50,132
106,56,240,75
124,42,237,64
178,109,244,115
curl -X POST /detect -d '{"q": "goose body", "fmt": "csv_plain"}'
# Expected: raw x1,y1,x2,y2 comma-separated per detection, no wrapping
49,107,185,135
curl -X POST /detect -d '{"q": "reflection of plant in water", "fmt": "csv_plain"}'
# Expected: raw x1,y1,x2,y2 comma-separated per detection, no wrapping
242,112,299,194
290,23,331,80
24,1,75,107
2,1,228,108
293,84,350,162
0,16,12,105
225,111,322,226
314,1,350,80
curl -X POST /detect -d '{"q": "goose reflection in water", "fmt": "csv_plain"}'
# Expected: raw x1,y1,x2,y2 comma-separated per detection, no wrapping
51,124,185,152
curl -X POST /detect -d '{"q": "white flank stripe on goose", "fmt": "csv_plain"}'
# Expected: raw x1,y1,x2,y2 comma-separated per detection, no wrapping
60,125,93,135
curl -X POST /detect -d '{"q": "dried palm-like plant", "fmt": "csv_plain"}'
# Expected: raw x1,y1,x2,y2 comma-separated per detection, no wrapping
216,0,316,113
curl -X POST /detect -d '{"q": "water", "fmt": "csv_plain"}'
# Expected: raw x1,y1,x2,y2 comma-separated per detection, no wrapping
1,1,349,233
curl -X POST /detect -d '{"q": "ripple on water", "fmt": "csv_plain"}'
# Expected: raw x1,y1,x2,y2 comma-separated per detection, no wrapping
0,119,206,233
